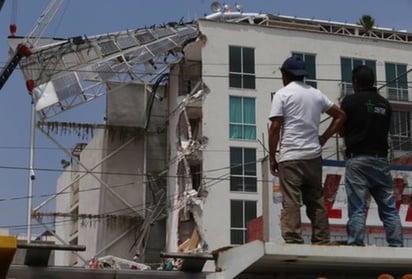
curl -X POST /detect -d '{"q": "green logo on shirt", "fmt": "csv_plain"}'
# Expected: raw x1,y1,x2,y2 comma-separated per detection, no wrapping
365,100,386,115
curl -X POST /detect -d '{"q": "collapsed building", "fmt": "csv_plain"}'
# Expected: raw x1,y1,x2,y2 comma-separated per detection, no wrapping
8,6,412,271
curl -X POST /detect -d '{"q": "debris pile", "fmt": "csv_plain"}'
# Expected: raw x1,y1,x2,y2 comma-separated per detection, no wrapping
87,255,151,271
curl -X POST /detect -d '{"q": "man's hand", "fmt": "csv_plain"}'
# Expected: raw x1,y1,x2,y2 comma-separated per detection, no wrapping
270,160,279,176
323,104,346,142
319,135,327,147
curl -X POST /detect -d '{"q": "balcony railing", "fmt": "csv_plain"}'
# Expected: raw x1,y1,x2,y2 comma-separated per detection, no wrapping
391,135,412,151
342,82,410,103
387,87,409,101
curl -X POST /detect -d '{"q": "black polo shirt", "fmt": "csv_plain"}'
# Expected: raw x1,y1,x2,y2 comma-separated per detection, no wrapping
340,87,392,158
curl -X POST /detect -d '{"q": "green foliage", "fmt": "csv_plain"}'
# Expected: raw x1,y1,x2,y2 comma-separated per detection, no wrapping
357,15,375,31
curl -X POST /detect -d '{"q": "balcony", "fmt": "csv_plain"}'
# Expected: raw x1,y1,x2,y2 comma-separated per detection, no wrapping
386,87,409,102
342,82,412,108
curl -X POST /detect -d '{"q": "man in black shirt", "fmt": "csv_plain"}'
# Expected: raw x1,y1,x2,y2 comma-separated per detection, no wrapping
340,65,403,247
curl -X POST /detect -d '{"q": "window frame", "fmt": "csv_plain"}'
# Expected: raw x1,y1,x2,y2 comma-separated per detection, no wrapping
391,110,412,151
229,45,256,89
385,62,408,101
229,96,256,140
230,199,257,244
230,147,257,192
340,57,376,96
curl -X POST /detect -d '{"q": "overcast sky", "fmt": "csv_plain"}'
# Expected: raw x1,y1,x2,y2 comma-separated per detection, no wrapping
0,0,411,236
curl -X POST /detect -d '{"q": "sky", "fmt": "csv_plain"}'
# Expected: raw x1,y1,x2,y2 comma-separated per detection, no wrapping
0,0,412,237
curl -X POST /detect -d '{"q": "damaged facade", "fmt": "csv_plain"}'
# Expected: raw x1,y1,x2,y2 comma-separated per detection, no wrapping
12,9,412,267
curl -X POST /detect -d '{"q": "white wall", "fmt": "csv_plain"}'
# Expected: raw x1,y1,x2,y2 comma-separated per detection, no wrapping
197,19,412,250
54,165,74,266
77,130,104,262
57,83,150,265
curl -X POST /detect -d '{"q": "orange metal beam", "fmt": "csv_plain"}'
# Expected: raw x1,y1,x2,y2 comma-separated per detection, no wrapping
0,235,17,279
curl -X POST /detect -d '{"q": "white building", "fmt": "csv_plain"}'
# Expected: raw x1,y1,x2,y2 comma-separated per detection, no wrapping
169,12,412,251
14,9,412,267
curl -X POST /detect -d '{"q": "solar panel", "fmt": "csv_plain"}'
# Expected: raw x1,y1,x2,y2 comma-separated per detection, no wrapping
135,31,155,44
126,48,153,65
62,52,81,68
95,63,115,81
52,73,83,101
79,47,100,63
52,72,77,91
176,26,197,36
147,40,176,55
152,28,175,38
55,81,82,101
98,40,120,56
116,36,139,50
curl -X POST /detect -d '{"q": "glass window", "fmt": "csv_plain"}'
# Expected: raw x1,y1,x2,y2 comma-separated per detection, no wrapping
230,200,257,244
341,57,352,83
340,57,376,96
230,147,257,192
229,46,255,89
292,52,317,88
229,46,241,72
391,111,412,151
230,96,256,140
243,48,255,73
385,62,408,101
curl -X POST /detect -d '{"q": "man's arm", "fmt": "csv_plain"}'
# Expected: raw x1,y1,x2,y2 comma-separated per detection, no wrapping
338,98,347,137
319,104,346,146
269,116,282,176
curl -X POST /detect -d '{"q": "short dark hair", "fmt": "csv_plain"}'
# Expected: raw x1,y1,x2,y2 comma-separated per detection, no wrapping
352,65,375,88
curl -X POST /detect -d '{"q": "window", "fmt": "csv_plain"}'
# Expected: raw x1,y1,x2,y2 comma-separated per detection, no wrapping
230,200,257,244
292,52,317,88
229,46,255,89
180,61,201,96
391,111,412,151
230,147,257,192
385,63,408,101
340,57,376,96
230,96,256,140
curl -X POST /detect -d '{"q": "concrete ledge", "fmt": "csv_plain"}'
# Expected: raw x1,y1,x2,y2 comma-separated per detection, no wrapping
241,242,412,277
17,242,86,251
7,265,210,279
17,242,86,267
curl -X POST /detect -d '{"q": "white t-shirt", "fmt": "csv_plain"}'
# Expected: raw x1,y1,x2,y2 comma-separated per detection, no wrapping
269,81,333,162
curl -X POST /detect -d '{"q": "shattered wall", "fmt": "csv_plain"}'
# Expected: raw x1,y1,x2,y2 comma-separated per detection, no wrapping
166,54,209,253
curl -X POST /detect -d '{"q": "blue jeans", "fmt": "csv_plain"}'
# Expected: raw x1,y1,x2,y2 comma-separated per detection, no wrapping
345,156,403,247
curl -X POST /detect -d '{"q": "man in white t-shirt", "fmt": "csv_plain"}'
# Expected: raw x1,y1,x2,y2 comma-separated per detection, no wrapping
268,55,346,244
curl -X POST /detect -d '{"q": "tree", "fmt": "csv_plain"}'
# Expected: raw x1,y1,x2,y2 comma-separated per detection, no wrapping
357,15,375,32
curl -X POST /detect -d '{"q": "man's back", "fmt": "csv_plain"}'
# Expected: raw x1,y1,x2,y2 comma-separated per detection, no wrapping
341,88,391,157
270,81,333,161
341,65,403,247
